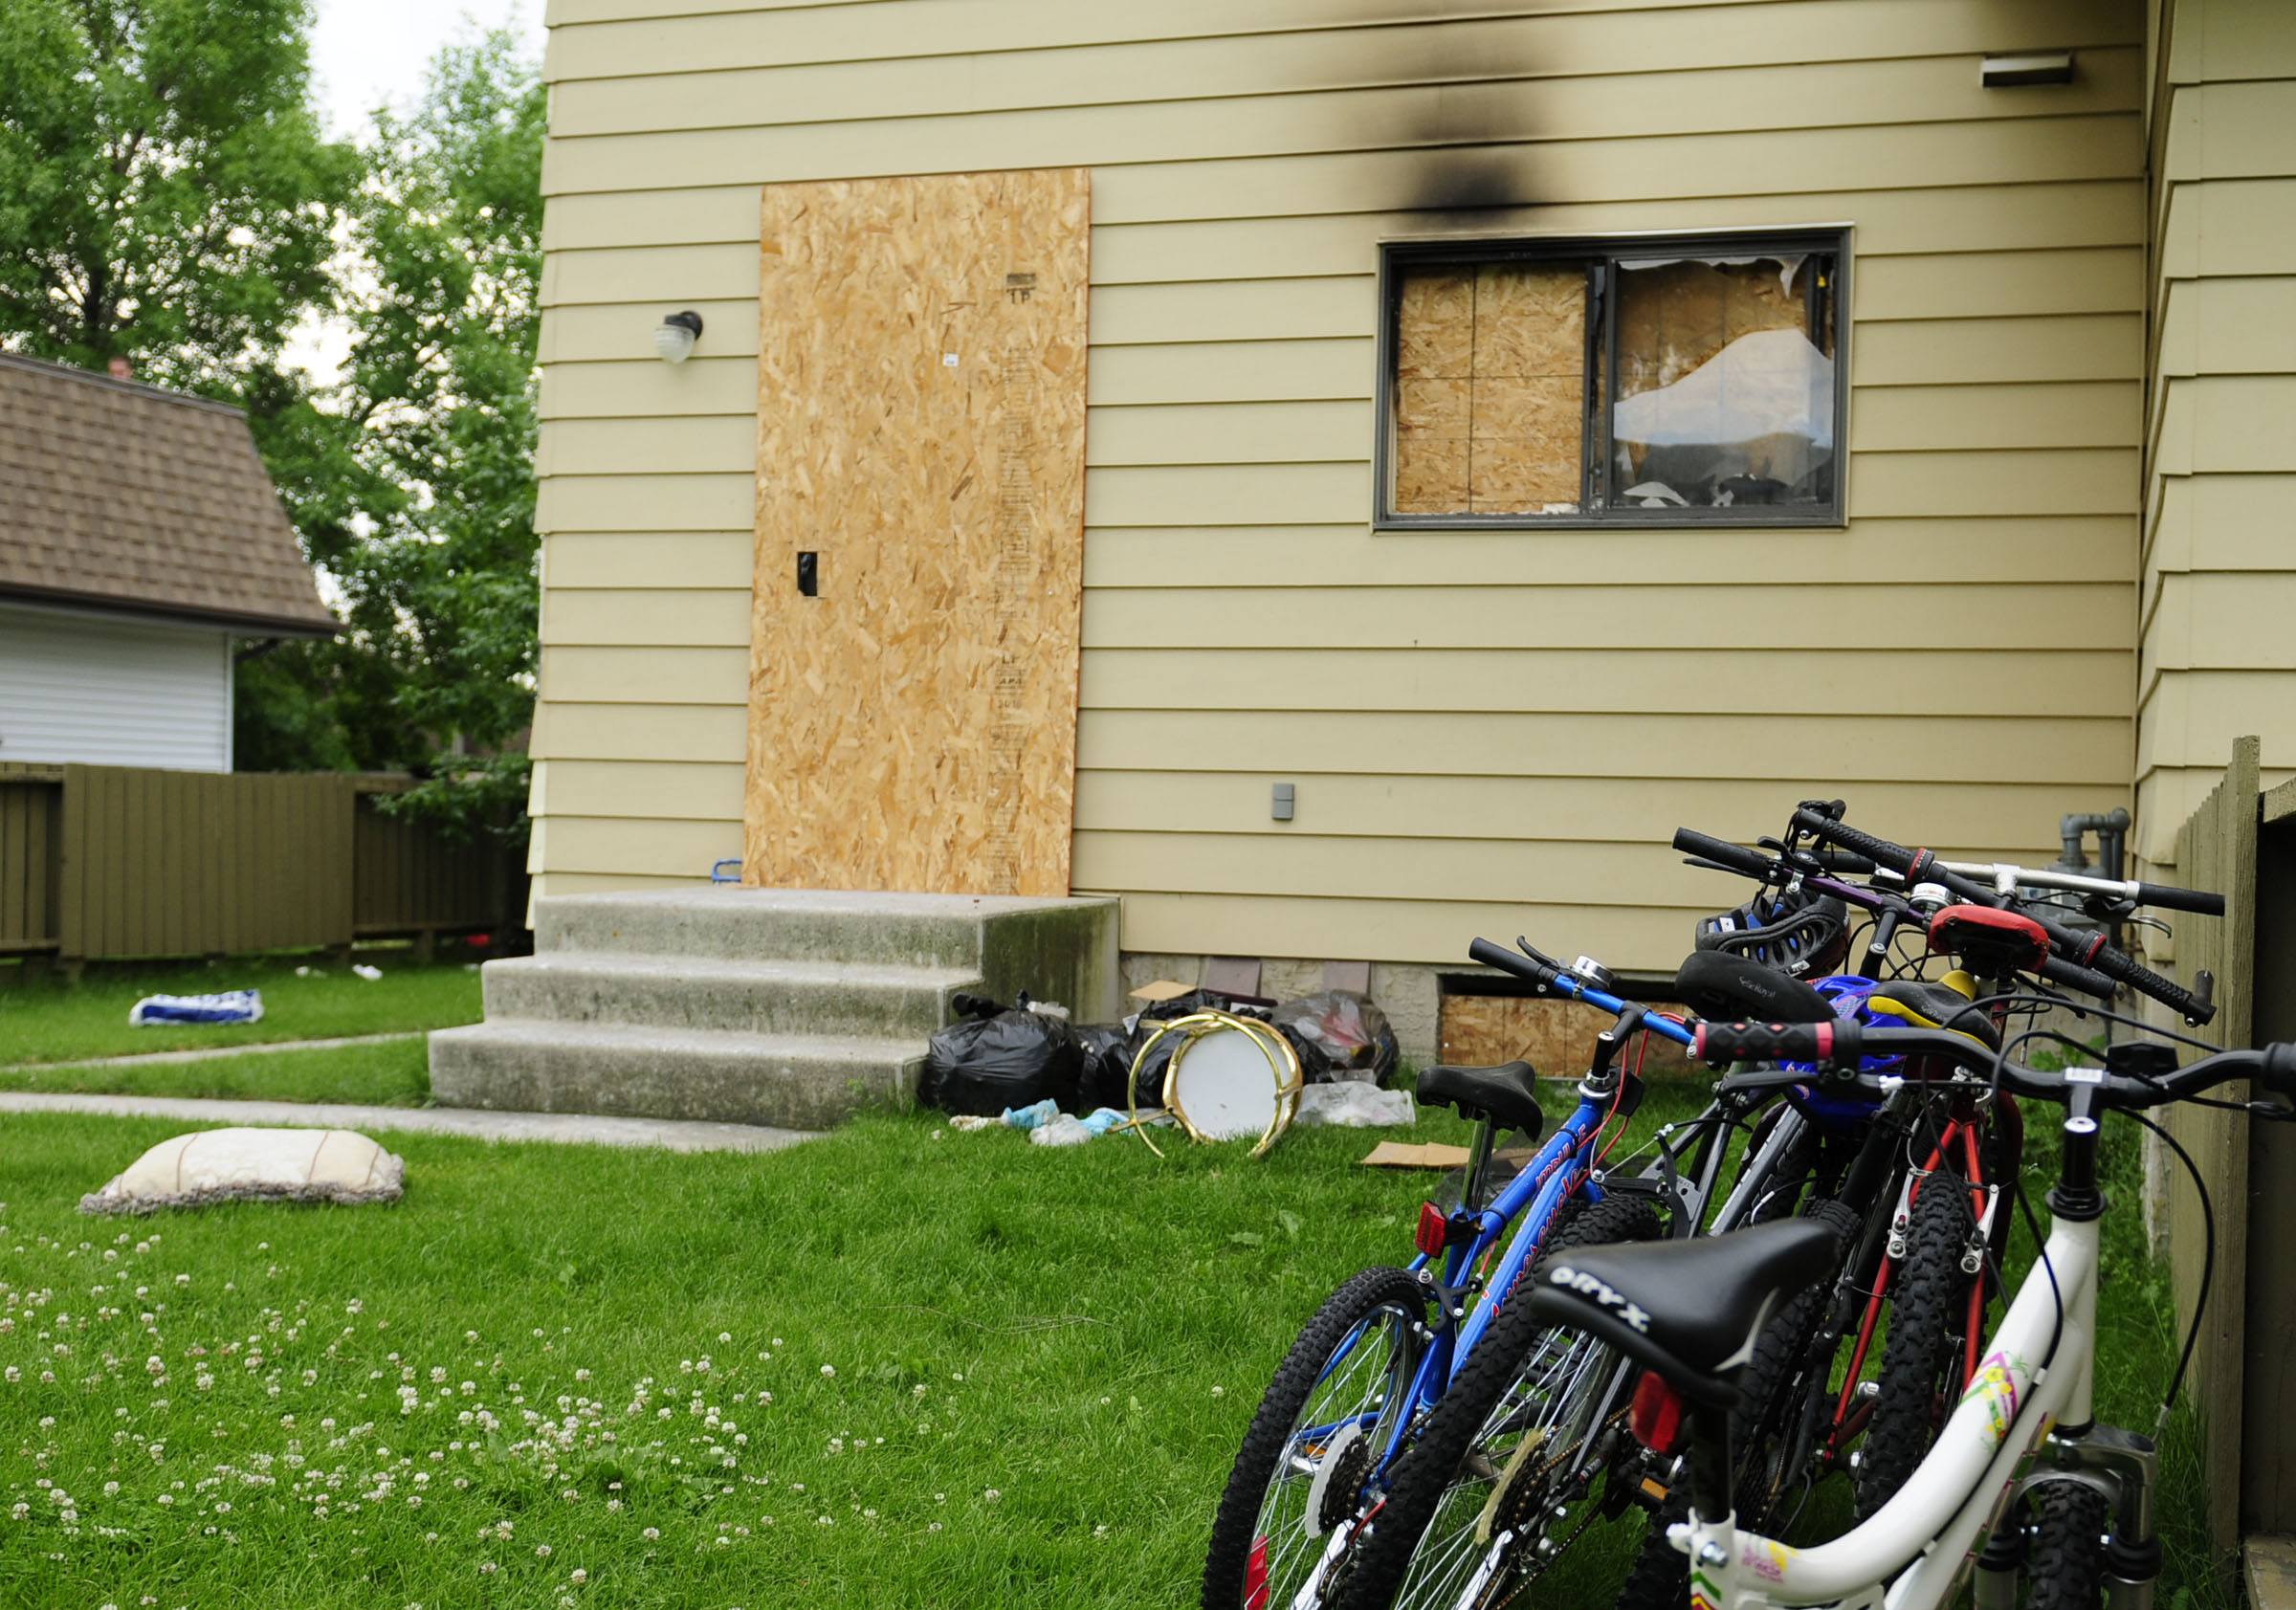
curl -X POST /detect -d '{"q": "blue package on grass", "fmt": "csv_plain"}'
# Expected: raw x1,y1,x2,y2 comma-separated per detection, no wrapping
128,990,264,1026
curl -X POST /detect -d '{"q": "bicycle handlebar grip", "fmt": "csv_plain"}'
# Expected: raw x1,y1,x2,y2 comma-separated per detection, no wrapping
2133,880,2227,916
2262,1043,2296,1098
1694,1020,1863,1067
1468,937,1548,985
1788,807,1919,876
2095,948,2216,1026
2037,953,2117,1002
1671,827,1776,881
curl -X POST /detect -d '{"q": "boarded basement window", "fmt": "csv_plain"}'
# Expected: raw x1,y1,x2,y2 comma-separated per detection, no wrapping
1379,232,1844,527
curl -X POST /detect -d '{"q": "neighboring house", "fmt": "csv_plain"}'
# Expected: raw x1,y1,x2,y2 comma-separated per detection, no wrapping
525,0,2292,1017
0,353,336,773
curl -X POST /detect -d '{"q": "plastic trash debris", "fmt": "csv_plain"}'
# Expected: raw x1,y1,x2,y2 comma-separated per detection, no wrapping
1270,991,1401,1086
128,990,263,1027
946,1115,999,1134
1079,1107,1129,1136
1001,1097,1061,1132
351,963,384,981
1295,1082,1416,1129
293,965,317,979
1028,1115,1095,1147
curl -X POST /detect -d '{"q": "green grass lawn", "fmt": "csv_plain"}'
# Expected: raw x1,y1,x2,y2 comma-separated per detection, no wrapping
0,956,483,1068
0,1076,2216,1610
0,1037,431,1107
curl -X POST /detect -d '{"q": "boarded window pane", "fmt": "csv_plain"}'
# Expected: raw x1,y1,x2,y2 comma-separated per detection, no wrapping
1392,261,1585,516
1610,254,1835,513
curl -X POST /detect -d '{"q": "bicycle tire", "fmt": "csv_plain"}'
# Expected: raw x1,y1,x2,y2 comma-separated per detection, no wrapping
1614,1199,1859,1610
1326,1193,1665,1610
2022,1480,2111,1610
1853,1175,1978,1521
1203,1266,1430,1610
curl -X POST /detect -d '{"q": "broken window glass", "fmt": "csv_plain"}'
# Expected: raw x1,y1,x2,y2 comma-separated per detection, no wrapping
1609,253,1835,513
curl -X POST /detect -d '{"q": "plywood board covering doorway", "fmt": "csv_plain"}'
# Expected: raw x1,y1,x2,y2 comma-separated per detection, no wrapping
744,169,1090,896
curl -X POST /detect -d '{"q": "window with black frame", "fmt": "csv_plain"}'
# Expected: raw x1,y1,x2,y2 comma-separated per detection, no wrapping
1378,233,1844,526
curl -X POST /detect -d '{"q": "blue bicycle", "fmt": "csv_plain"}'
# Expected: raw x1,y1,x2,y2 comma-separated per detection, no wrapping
1201,938,1694,1610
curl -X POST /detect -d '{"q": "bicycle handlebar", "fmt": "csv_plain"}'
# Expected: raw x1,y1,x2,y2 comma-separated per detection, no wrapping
1788,807,2217,1026
1675,824,2118,1003
2136,880,2228,916
1671,827,1777,882
1695,1020,2296,1109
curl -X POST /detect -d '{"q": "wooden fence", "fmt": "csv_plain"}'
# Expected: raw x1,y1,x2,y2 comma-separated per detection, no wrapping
2157,735,2296,1559
0,762,525,962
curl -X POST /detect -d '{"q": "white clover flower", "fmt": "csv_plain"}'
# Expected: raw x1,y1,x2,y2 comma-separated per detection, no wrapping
983,1489,1001,1502
535,1543,552,1557
642,1527,659,1541
819,1365,834,1378
568,1568,586,1584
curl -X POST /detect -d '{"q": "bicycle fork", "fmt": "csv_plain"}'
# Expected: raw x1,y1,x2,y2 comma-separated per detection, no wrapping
1971,1424,2160,1610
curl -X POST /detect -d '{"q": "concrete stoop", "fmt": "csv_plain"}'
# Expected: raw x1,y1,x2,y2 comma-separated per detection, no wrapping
429,889,1119,1128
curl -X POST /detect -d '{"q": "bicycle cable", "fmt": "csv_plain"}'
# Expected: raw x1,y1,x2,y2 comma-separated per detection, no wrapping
2124,1110,2213,1426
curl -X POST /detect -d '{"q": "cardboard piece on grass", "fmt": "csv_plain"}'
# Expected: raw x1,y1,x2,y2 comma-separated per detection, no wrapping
1358,1141,1539,1170
80,1128,405,1216
1359,1140,1473,1170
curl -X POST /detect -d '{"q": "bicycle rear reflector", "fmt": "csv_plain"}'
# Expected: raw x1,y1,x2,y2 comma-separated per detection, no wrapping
1629,1369,1687,1455
1415,1202,1450,1257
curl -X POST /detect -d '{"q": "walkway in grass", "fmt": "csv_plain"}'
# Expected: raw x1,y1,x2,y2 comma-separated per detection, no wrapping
0,1090,817,1153
10,1028,421,1070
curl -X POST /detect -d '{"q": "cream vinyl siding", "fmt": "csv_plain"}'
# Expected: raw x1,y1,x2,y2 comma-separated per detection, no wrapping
534,0,2147,971
2135,0,2296,863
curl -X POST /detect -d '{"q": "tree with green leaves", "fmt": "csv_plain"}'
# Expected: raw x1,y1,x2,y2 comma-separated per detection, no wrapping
0,0,353,390
244,33,546,830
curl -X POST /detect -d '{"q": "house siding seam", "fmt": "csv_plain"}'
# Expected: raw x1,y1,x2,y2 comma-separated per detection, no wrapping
2136,0,2296,866
532,0,2148,972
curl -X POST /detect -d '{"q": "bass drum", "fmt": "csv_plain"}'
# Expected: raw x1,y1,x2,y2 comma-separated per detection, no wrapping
1128,1011,1302,1158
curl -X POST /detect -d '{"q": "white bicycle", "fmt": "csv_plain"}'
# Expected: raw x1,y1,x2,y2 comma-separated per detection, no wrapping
1525,1016,2293,1610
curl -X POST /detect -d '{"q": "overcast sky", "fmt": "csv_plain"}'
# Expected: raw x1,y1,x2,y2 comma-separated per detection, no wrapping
308,0,548,137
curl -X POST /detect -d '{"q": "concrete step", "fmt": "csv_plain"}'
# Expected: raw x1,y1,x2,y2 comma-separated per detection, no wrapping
480,952,979,1041
428,1019,920,1130
539,890,1037,968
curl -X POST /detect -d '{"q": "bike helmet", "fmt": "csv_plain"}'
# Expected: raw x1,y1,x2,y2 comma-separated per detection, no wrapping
1694,884,1851,978
1778,975,1904,1075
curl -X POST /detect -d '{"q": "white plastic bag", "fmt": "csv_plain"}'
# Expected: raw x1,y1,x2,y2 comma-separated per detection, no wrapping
1294,1082,1417,1129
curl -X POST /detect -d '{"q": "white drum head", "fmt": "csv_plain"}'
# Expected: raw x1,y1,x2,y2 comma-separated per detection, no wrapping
1166,1023,1285,1141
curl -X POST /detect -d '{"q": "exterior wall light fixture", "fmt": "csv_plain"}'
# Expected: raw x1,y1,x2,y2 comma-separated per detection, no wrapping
654,310,705,364
1981,52,2074,87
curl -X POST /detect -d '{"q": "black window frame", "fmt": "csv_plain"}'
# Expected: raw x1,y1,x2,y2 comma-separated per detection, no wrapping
1373,228,1850,531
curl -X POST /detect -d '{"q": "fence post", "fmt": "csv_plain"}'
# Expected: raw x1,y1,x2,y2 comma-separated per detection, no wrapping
2165,735,2260,1568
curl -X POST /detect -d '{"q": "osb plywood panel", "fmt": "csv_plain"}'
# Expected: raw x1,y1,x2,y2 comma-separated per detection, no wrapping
1438,992,1697,1082
1393,262,1584,515
744,168,1089,895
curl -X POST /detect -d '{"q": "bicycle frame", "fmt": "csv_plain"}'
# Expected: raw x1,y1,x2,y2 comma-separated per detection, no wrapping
1682,1187,2099,1610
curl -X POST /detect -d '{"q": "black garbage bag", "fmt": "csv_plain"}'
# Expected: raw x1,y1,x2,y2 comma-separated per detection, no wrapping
1073,1022,1136,1112
919,1002,1082,1116
1072,1015,1210,1113
1270,991,1400,1086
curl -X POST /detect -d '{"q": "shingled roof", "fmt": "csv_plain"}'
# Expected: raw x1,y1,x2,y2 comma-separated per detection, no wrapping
0,352,337,636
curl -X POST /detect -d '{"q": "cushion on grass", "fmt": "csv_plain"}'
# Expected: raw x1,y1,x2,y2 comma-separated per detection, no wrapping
79,1128,405,1216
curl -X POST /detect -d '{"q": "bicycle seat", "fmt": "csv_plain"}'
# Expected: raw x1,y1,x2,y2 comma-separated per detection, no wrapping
1416,1060,1545,1140
1671,950,1836,1026
1865,980,1999,1052
1526,1218,1843,1405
